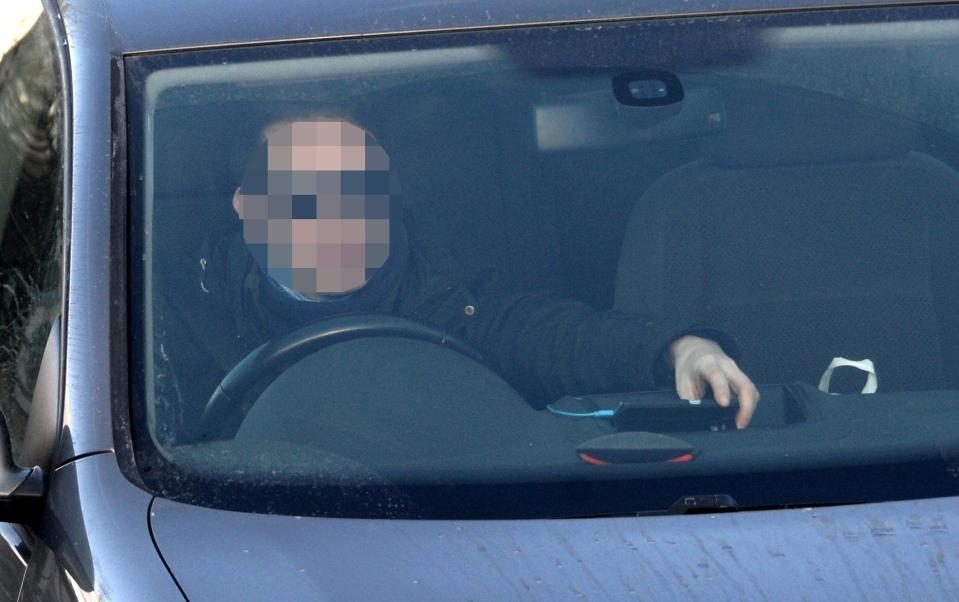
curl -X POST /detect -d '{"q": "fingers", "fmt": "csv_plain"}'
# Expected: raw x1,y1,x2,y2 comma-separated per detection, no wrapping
670,337,760,428
726,364,760,429
677,360,760,428
675,371,705,401
704,368,731,407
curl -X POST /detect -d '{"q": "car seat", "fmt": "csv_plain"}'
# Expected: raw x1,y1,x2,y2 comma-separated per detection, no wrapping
615,81,959,391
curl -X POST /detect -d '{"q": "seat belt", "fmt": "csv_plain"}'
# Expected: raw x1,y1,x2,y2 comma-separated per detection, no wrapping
818,357,877,394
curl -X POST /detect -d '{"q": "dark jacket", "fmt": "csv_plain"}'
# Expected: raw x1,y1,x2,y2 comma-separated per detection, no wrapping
153,212,736,444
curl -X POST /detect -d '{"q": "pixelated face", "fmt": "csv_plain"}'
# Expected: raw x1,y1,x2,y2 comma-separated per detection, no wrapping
232,119,391,299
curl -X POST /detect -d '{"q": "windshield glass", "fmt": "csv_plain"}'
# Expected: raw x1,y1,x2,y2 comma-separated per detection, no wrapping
126,5,959,518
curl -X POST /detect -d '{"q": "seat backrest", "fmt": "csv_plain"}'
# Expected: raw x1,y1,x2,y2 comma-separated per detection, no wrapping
615,83,959,391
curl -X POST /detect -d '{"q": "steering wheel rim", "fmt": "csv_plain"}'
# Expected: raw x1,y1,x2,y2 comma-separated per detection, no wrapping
198,314,486,440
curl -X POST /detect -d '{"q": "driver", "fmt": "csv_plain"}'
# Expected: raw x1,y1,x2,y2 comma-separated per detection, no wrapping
196,117,758,432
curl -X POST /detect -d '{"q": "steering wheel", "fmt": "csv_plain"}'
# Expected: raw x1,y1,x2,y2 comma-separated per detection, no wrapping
198,314,486,440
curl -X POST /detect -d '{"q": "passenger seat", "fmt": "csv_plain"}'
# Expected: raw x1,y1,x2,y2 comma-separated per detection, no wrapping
615,82,959,391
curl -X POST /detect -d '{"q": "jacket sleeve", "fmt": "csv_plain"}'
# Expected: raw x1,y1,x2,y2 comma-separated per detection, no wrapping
459,291,738,408
394,212,739,408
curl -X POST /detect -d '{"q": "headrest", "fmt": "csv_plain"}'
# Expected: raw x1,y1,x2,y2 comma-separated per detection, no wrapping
701,83,921,168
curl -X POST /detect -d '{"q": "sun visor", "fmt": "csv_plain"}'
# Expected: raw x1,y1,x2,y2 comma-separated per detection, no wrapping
700,84,922,168
534,85,727,152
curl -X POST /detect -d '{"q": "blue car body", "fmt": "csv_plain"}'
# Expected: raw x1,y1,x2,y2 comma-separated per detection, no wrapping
0,0,955,599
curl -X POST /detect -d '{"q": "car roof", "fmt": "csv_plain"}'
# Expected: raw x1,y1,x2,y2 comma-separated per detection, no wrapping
88,0,936,55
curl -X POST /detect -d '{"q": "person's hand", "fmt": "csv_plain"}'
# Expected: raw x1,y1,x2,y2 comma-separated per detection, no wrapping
669,335,759,428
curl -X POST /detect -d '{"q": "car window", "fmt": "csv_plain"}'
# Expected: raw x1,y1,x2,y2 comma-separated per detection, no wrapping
0,10,64,461
126,4,959,518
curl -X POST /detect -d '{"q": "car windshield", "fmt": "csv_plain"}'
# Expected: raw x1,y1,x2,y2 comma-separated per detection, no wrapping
126,5,959,519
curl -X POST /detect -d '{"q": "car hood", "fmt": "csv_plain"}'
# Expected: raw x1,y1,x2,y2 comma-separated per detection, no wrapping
149,495,959,600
